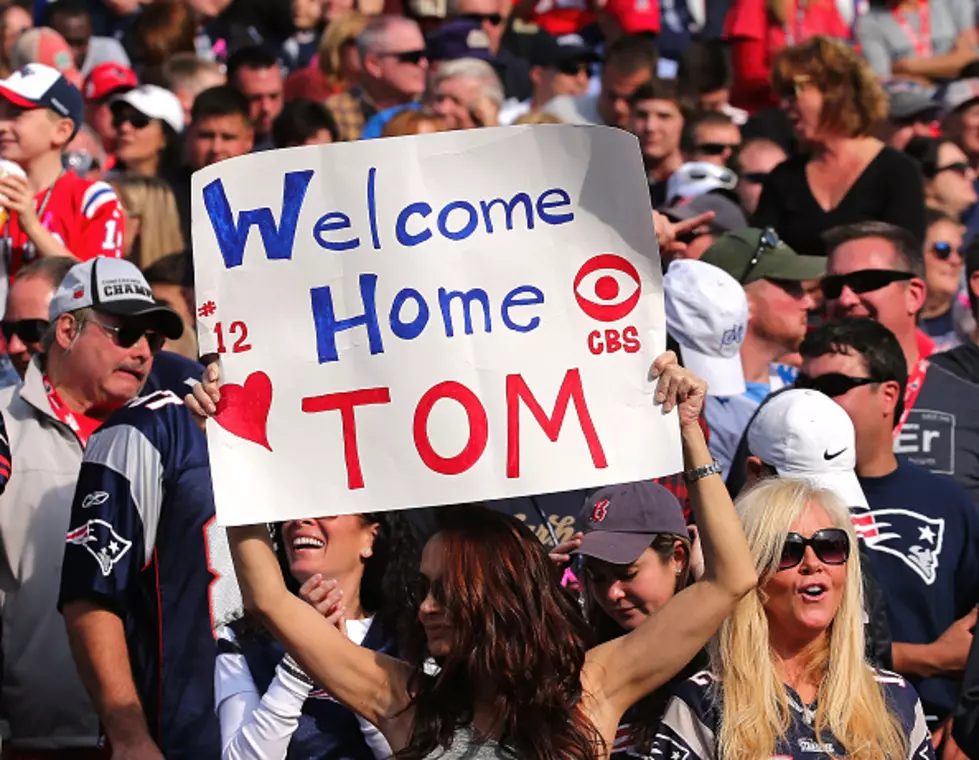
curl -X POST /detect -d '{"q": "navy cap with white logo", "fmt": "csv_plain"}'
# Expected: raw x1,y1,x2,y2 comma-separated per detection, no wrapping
50,257,183,339
0,63,84,137
575,481,687,565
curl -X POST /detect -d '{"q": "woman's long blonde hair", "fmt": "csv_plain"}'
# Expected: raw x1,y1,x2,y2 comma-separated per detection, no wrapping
713,478,907,760
110,174,185,270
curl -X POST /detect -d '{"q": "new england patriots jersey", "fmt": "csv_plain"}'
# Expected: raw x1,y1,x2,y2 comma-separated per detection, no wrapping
651,669,935,760
58,390,241,760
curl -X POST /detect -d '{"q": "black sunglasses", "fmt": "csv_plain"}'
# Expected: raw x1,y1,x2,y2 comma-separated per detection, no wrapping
112,111,152,130
1,318,48,344
934,161,971,177
88,316,166,353
379,49,428,64
779,528,850,571
794,372,878,398
931,241,962,261
696,142,740,156
557,60,590,76
464,11,503,24
741,171,769,184
739,227,781,284
819,269,914,300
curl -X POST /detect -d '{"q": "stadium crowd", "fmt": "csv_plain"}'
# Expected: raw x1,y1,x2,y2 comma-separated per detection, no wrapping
1,0,979,757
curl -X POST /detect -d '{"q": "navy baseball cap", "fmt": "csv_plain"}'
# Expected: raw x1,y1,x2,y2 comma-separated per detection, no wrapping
426,19,498,63
575,481,687,565
530,33,599,69
0,63,84,137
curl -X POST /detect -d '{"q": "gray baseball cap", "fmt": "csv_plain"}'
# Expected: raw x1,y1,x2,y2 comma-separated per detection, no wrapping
662,192,748,234
575,481,687,565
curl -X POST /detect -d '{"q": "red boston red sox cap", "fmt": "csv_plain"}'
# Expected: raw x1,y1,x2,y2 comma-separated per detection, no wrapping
575,481,687,566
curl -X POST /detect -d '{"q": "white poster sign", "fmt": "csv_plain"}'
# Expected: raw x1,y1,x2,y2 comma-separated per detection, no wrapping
191,125,682,526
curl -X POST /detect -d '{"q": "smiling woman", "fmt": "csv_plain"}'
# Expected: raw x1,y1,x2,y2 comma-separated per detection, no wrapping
652,478,935,760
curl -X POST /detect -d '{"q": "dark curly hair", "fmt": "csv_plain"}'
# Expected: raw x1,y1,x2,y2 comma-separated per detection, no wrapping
272,512,423,639
396,505,603,760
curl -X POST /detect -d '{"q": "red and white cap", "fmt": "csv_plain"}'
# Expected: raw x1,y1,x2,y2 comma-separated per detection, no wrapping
0,63,84,135
84,62,138,102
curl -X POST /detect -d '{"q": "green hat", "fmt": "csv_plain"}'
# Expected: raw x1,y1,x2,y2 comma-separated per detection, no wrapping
700,228,826,285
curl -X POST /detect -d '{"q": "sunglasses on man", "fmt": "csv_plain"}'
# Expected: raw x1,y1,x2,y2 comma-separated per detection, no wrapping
695,142,740,156
87,316,166,354
464,11,503,24
819,269,914,300
740,171,769,185
930,241,963,260
778,528,850,571
556,60,590,77
378,49,428,65
794,372,879,398
934,161,971,178
1,318,48,345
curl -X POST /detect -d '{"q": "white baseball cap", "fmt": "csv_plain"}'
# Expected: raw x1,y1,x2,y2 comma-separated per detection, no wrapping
748,388,868,509
664,259,747,397
50,257,183,339
665,161,738,205
109,84,184,132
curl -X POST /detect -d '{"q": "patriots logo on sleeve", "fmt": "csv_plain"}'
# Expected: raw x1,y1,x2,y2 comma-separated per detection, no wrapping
851,509,945,585
65,519,133,577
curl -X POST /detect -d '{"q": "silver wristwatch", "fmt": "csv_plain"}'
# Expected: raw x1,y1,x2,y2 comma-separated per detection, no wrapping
683,459,722,484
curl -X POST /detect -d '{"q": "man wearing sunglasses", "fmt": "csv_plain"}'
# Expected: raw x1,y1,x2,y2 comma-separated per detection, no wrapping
799,317,979,738
327,16,429,142
685,110,741,169
701,227,825,405
2,255,75,379
732,137,786,216
0,256,182,754
499,32,596,125
823,221,979,504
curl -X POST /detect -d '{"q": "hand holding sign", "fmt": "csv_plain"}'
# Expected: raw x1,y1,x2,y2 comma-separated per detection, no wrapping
192,126,682,525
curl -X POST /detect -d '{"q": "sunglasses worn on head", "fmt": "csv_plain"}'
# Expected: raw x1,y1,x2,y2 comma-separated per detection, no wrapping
739,227,781,284
1,318,48,344
88,316,166,353
112,111,151,130
696,142,739,156
934,161,971,177
794,372,878,398
819,269,914,300
779,528,850,571
379,49,428,64
931,241,962,261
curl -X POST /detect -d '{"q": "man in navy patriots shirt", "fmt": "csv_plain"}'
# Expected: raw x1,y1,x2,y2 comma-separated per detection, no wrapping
800,317,979,740
59,388,241,760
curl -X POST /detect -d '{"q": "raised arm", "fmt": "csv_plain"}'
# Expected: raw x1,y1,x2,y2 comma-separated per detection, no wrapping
226,524,415,749
583,354,757,721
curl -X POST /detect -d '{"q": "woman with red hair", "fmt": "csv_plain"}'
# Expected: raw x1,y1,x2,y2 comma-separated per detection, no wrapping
192,351,757,759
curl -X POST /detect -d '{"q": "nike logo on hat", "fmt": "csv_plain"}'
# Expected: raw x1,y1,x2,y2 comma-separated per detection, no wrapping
824,448,846,460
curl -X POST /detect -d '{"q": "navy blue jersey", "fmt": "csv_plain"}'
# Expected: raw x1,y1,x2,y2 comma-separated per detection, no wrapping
144,350,203,398
857,460,979,723
58,390,241,760
653,669,934,759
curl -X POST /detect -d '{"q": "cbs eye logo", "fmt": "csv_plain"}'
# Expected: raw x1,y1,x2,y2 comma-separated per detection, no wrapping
573,254,642,356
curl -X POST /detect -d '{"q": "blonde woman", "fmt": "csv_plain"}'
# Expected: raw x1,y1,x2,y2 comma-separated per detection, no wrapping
110,174,185,270
654,478,934,760
319,10,368,93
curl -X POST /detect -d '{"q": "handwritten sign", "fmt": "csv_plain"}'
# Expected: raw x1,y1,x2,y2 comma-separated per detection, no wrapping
192,125,682,526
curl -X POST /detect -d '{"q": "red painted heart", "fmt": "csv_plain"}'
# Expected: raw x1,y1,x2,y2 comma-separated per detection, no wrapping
214,371,273,451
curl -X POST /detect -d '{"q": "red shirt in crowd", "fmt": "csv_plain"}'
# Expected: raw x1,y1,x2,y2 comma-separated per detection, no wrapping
723,0,850,113
5,171,125,282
